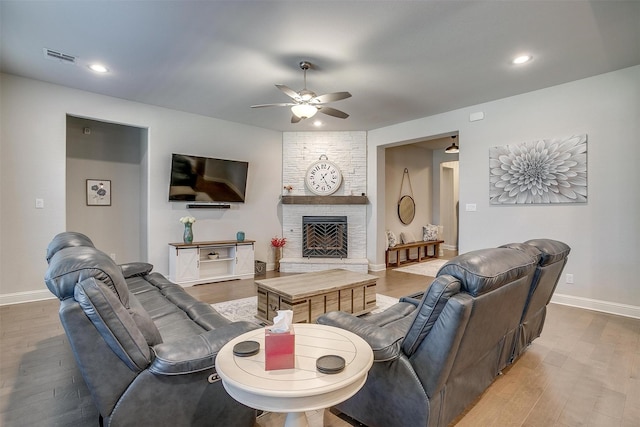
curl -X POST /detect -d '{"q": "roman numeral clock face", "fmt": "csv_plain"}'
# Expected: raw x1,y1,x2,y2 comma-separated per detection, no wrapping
305,157,342,195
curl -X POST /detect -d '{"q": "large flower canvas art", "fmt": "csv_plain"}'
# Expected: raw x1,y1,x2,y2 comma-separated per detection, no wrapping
489,134,587,204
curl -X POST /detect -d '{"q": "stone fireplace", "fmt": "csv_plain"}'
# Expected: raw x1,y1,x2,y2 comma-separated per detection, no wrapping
279,131,368,273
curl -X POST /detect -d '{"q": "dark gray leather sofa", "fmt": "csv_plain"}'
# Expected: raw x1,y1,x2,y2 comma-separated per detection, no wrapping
44,232,259,427
317,239,570,427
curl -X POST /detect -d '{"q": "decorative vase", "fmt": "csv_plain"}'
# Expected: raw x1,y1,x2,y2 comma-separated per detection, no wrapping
275,247,281,272
236,231,245,242
183,223,193,244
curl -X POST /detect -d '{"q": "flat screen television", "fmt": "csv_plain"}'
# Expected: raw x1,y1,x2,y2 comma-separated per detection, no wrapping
169,153,249,203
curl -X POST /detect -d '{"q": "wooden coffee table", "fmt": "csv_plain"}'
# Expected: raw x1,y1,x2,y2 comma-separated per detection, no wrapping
255,269,378,324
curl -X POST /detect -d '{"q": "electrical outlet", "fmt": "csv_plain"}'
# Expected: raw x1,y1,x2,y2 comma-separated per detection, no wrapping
465,203,477,212
565,273,574,284
35,198,44,209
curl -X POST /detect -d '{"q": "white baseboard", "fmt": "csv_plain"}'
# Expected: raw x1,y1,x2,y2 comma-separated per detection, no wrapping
0,289,56,306
368,262,387,272
551,293,640,319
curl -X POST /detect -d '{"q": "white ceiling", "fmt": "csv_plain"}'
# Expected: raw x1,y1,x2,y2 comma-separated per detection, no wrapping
1,1,638,132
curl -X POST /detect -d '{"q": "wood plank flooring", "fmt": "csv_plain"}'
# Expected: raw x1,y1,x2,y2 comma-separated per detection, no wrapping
1,255,638,426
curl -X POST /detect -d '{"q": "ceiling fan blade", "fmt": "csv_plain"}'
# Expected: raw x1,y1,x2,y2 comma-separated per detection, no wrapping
276,84,301,101
250,103,295,108
318,106,349,119
313,91,352,104
291,115,302,123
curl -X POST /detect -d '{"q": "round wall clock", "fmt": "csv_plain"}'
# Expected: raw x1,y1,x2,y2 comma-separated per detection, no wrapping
305,155,342,195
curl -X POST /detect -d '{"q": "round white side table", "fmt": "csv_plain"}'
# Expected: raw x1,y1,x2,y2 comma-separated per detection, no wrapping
215,323,373,427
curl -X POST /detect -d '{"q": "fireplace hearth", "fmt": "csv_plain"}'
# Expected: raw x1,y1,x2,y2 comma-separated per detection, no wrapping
302,216,348,258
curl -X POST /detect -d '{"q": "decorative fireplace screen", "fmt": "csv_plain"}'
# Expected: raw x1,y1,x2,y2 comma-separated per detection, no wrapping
302,216,348,258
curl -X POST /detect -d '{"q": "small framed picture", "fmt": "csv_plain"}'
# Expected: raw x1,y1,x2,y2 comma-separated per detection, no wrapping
86,179,111,206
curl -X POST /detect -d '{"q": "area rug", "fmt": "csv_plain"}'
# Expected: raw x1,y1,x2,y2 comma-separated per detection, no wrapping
211,294,398,324
394,258,448,277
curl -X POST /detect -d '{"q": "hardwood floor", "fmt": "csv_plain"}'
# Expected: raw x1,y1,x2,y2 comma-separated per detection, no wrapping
1,256,638,426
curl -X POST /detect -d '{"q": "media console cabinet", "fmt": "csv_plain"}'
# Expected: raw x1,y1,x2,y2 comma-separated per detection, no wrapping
168,240,255,286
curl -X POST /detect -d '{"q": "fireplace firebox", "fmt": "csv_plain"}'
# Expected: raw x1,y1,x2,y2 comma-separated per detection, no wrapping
302,216,348,258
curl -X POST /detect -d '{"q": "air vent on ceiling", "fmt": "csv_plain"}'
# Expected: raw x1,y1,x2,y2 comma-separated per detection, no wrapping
43,48,77,64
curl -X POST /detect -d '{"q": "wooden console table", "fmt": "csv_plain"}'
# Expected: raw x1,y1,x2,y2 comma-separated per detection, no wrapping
385,240,444,268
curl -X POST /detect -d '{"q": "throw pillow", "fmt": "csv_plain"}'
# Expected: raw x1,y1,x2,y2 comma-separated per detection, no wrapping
386,230,397,248
423,224,439,241
400,231,416,244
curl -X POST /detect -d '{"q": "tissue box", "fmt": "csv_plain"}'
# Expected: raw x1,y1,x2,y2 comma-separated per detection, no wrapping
265,329,295,370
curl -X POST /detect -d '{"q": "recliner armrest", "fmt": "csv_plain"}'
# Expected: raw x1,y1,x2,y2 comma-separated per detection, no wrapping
317,312,405,362
399,296,421,306
149,321,258,375
120,262,154,279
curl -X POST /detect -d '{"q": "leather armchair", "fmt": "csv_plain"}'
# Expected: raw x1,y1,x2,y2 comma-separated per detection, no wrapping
45,232,258,426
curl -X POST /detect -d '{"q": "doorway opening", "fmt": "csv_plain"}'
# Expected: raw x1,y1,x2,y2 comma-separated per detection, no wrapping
65,115,149,263
382,133,459,263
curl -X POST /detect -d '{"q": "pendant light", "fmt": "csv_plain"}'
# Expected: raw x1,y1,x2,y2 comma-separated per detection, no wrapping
445,135,459,153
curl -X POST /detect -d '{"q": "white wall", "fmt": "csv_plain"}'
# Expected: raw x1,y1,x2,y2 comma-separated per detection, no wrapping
368,66,640,317
0,74,282,304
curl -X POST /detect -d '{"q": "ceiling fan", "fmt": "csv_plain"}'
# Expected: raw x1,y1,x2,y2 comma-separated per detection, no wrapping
251,61,352,123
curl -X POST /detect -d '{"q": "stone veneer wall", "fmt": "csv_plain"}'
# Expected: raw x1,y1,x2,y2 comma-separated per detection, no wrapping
282,131,367,197
280,131,368,273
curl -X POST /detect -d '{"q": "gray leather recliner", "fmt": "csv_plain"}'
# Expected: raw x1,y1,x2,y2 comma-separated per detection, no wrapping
44,232,259,426
500,239,571,361
318,240,569,427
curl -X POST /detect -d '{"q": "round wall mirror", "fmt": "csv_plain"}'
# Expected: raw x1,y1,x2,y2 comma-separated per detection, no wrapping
398,195,415,225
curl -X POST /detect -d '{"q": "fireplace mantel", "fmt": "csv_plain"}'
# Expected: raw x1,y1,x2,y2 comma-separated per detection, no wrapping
281,195,368,205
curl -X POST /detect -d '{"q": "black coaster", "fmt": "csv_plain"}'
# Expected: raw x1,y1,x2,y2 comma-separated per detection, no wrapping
316,355,345,374
233,340,260,357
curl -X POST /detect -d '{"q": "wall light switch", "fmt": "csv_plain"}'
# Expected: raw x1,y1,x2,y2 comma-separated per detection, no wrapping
35,198,44,209
566,273,574,284
465,203,477,212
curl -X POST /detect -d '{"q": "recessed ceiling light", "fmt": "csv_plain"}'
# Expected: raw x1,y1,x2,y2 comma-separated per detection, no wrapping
313,120,323,127
88,63,108,73
512,55,533,65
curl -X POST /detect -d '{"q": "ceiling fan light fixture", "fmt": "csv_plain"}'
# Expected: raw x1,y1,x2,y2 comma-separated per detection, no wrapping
445,135,459,153
291,104,317,119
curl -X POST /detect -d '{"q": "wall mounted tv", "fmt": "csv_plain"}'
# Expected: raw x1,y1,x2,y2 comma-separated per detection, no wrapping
169,153,249,203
